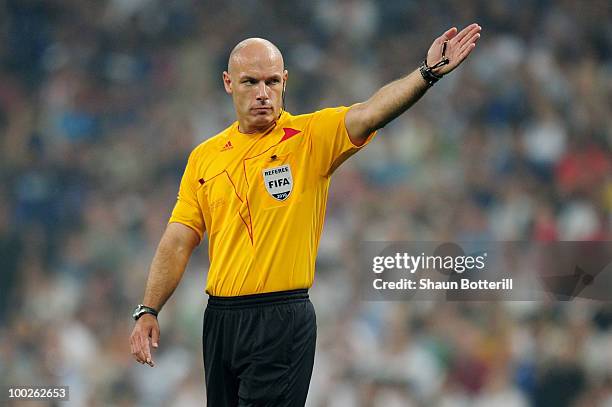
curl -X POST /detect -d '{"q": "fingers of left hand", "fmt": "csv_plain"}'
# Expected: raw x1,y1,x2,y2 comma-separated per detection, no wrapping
457,44,474,62
453,24,481,47
459,28,481,48
442,27,458,41
463,32,481,52
458,37,479,61
452,30,480,61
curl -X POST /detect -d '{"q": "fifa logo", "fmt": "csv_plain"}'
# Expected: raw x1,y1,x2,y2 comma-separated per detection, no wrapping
262,164,293,201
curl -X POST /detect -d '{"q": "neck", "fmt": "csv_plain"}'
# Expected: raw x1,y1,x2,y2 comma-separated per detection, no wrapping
237,116,280,134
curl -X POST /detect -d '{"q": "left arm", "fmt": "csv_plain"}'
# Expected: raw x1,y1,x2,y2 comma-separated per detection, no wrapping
346,23,482,144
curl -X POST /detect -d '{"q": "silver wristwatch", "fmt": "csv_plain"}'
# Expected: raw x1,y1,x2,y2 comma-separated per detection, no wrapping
132,304,158,320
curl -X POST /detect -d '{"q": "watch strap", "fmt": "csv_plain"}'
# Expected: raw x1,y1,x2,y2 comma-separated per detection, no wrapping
134,304,158,320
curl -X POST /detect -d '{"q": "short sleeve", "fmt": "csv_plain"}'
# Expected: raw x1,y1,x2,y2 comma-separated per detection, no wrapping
309,105,376,177
168,149,205,241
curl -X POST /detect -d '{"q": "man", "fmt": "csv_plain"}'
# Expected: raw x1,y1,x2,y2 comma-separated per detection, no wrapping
130,23,481,405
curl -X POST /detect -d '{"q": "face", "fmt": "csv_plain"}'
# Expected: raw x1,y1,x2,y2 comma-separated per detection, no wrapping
223,46,288,133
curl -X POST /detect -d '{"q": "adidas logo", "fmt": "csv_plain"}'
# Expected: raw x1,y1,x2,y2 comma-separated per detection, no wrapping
221,140,233,151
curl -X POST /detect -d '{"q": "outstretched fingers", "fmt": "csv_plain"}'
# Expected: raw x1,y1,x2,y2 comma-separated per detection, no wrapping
425,22,482,75
458,34,480,61
442,27,458,41
453,23,481,46
459,27,481,49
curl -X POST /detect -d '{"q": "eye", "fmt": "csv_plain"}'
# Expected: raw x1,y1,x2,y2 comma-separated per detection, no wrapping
242,79,257,85
266,78,281,86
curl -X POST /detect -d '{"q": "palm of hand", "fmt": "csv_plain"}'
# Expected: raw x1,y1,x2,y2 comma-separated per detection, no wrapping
426,23,482,76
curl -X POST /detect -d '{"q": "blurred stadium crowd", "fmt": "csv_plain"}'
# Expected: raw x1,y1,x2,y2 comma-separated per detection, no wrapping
1,0,611,406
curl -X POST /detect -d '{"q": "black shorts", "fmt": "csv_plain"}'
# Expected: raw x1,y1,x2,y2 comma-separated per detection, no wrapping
203,289,317,407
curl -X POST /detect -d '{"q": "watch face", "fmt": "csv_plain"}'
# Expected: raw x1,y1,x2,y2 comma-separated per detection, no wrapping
133,305,156,320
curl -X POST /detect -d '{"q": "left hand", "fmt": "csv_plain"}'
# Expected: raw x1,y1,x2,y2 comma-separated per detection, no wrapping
426,23,482,76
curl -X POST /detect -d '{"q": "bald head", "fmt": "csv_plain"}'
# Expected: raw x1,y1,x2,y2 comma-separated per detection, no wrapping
227,38,284,74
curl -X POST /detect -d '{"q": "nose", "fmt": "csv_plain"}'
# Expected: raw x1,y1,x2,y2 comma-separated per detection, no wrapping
256,82,269,101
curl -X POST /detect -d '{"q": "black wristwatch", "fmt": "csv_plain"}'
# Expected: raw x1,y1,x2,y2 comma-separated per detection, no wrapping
419,40,451,87
132,304,158,320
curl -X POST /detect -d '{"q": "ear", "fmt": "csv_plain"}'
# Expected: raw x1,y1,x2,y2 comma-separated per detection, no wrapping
222,71,232,94
282,69,288,91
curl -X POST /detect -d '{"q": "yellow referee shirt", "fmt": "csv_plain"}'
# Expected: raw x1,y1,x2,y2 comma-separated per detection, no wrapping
169,106,375,296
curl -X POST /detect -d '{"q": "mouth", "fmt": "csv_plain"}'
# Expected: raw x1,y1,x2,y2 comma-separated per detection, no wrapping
251,107,272,114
